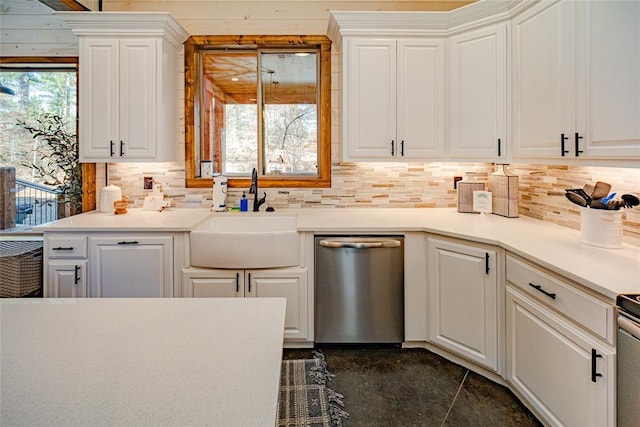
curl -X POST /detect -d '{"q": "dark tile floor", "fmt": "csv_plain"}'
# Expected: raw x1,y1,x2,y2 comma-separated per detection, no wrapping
283,347,542,427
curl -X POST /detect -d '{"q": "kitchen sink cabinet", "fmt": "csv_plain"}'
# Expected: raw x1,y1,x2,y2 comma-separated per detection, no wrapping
447,23,508,162
58,13,188,162
427,238,500,372
182,267,309,342
341,37,445,161
89,236,173,297
512,0,640,163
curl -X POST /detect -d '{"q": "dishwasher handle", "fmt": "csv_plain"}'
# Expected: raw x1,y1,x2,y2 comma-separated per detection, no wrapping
319,238,401,249
619,315,640,340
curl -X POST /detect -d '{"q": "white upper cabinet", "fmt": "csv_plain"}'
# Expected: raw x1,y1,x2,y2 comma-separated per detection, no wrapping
57,12,189,163
512,0,574,159
512,0,640,162
344,37,445,161
447,23,508,161
582,0,640,159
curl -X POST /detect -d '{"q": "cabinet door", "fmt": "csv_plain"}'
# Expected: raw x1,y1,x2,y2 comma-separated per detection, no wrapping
428,239,498,371
46,260,87,298
89,236,172,297
512,0,576,159
79,38,119,161
246,268,308,341
506,286,614,427
397,38,445,159
182,269,243,297
118,39,158,160
447,24,507,161
344,38,397,160
580,0,640,159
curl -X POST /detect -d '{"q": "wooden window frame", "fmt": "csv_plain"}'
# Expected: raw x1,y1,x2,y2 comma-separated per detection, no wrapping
184,35,331,189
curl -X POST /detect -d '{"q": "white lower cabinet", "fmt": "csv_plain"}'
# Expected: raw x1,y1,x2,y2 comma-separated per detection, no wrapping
183,267,309,341
47,260,88,298
505,255,615,426
88,236,173,297
427,238,499,371
506,286,614,427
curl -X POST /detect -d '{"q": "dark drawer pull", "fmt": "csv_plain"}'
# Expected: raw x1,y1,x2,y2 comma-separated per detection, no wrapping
52,246,74,251
591,349,603,382
74,265,80,285
528,282,557,300
117,241,139,245
235,272,240,293
247,273,252,293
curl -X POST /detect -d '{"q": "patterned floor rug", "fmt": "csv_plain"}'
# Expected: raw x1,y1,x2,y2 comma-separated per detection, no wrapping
277,351,349,427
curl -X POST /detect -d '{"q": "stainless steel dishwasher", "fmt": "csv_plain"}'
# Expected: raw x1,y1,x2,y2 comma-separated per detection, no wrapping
315,236,404,344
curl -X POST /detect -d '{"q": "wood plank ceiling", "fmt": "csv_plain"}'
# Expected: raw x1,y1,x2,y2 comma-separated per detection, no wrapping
37,0,89,11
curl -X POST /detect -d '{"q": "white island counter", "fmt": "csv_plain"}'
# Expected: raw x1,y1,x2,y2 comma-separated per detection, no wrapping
0,297,286,427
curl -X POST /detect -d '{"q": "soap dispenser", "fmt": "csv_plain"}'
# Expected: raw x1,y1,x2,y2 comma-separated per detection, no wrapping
240,192,248,212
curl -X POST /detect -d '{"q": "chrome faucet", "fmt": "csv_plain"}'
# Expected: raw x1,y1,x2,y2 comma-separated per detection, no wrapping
249,167,266,212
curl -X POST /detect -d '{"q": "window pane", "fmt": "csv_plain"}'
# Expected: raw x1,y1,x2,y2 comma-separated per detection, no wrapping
0,70,77,181
224,103,257,174
261,52,318,175
201,51,258,176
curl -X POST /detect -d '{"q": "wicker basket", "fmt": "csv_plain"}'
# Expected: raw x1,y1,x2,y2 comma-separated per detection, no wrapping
0,241,43,298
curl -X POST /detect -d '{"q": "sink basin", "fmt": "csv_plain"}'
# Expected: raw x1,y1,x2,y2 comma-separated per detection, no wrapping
190,214,299,269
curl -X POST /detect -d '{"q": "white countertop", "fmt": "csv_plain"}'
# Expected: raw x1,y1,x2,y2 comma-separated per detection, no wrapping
35,207,640,300
0,298,286,427
297,208,640,300
34,208,212,232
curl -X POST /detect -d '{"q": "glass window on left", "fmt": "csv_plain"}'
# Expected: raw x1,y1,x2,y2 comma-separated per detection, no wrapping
0,60,80,225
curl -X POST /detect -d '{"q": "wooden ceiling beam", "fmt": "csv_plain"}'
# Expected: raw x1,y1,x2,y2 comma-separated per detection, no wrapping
37,0,89,12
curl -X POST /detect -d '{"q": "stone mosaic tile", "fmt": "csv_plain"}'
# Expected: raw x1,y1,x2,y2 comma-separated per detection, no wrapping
106,161,640,245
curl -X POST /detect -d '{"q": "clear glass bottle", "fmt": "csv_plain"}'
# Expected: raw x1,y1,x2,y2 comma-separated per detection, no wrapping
457,172,485,213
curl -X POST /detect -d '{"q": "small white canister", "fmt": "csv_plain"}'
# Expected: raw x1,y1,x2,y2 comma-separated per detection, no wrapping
98,185,122,213
579,207,623,249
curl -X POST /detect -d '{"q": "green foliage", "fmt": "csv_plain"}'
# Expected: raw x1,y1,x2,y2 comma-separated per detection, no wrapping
17,114,82,214
0,70,77,180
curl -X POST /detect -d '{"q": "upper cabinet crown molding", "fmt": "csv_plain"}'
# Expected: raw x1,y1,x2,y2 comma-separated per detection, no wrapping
328,0,529,42
54,12,189,46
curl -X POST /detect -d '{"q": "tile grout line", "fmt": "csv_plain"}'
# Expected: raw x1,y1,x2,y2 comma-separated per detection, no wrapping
440,369,469,427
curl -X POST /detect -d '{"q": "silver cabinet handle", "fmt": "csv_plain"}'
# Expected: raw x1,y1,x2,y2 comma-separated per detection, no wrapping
319,238,401,249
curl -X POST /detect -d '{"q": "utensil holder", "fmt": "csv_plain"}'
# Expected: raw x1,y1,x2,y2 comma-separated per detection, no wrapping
580,207,623,249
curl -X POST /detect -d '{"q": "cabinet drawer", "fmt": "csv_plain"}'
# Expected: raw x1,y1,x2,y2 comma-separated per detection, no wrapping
506,255,613,343
47,236,87,259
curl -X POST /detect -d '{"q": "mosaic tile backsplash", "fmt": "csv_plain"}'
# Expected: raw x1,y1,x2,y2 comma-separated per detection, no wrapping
105,162,640,243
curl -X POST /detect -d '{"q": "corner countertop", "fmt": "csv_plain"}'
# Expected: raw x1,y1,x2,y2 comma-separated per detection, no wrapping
0,297,286,427
35,207,640,300
296,208,640,299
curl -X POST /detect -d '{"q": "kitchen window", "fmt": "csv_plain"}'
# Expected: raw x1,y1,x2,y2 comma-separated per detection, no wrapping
184,36,331,188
